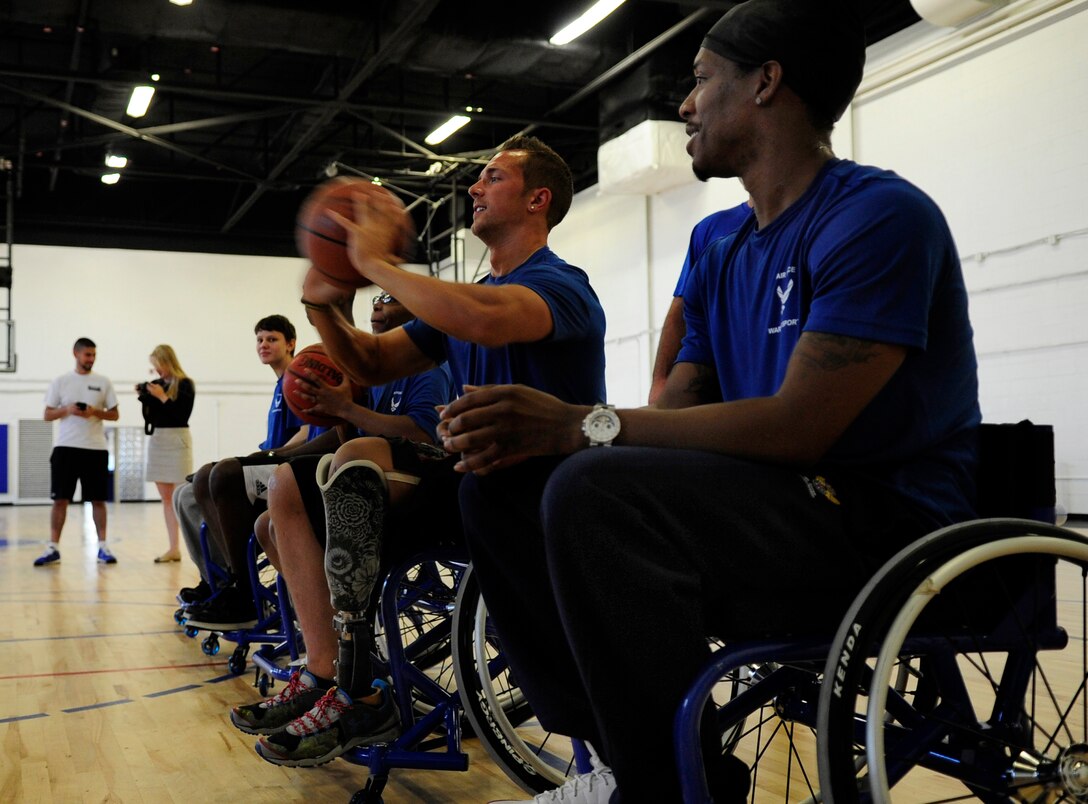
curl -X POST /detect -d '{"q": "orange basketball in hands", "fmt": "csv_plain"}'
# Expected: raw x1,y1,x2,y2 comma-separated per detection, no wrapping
283,344,356,427
295,178,416,290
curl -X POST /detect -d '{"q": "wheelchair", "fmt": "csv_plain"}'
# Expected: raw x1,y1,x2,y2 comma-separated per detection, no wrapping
676,422,1087,802
175,524,303,685
243,544,584,803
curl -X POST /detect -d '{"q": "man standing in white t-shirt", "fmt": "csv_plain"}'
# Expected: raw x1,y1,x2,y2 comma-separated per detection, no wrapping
36,337,121,566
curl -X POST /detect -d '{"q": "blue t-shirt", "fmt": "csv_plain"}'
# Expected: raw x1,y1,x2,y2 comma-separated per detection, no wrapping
673,203,753,297
260,374,305,451
403,247,607,405
679,159,980,526
364,363,456,444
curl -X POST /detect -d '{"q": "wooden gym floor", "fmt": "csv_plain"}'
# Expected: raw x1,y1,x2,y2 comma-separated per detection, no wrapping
5,500,1086,803
0,501,527,803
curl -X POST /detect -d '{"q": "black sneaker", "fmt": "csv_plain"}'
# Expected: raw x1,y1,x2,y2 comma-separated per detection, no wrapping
178,579,212,605
184,585,258,630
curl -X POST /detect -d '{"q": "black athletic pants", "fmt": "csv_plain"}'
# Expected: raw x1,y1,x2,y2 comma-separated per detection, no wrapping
460,447,935,804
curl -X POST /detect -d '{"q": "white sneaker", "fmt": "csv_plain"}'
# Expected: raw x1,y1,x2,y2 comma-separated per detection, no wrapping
489,765,617,804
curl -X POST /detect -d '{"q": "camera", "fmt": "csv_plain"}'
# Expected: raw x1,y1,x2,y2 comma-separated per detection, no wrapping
75,402,88,411
136,381,150,394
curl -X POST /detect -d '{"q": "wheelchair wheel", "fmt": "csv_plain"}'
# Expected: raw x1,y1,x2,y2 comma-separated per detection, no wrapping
818,519,1088,803
374,554,467,712
715,658,824,802
452,564,576,795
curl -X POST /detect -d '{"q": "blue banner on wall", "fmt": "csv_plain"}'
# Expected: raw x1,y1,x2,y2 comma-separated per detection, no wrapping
0,424,7,493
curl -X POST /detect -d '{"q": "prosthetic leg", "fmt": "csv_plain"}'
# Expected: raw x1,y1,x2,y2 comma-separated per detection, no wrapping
317,454,389,698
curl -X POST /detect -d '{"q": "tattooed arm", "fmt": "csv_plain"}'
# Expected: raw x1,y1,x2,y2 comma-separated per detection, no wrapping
438,331,906,473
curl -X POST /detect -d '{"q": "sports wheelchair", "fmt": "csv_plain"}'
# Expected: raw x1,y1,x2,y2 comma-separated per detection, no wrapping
175,520,584,802
174,525,302,679
676,422,1088,802
234,543,585,803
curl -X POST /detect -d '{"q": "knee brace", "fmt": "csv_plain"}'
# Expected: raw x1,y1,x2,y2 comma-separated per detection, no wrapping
317,455,388,613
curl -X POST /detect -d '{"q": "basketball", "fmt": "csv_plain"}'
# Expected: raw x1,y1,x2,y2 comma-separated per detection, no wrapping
295,177,416,289
283,344,350,427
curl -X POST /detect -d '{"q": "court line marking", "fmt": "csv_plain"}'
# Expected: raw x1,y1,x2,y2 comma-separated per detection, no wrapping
62,698,132,713
0,660,223,681
0,629,179,643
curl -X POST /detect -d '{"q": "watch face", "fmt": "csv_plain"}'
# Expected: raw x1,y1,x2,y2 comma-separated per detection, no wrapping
586,409,619,443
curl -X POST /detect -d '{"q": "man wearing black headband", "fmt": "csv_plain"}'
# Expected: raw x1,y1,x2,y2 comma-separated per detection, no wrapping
448,2,980,802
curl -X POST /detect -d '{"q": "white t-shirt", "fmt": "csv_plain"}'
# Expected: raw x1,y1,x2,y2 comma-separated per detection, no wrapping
44,370,119,451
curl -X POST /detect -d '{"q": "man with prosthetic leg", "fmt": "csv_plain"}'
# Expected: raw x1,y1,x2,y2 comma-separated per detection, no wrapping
247,135,607,769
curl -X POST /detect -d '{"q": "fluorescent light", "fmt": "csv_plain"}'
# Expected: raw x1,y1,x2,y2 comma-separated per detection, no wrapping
101,173,121,185
550,0,627,45
104,154,128,169
424,114,471,146
126,85,155,117
170,0,193,6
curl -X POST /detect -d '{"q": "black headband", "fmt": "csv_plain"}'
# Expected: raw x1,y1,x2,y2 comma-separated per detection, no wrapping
701,0,866,125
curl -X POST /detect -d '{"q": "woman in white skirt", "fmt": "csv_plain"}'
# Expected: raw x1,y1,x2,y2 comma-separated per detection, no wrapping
137,345,195,563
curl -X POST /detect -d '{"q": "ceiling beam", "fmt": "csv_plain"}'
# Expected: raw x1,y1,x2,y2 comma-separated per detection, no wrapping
220,0,445,233
0,80,266,183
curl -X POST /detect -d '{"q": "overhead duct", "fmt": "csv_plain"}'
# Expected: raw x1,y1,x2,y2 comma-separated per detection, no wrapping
910,0,1005,27
597,118,694,196
595,50,696,196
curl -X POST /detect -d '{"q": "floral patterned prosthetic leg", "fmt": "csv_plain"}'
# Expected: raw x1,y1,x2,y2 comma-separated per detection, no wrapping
316,454,388,695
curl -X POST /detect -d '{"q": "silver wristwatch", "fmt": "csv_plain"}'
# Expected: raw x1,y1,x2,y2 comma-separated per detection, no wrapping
582,403,620,447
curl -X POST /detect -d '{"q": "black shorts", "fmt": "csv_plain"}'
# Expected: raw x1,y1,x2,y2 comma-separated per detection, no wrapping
50,447,110,502
288,437,464,556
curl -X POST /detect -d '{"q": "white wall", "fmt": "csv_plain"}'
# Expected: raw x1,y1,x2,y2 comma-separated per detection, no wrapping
849,0,1088,513
0,246,383,501
2,0,1084,511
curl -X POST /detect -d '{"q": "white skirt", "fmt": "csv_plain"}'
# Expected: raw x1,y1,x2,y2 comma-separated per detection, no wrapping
145,427,193,484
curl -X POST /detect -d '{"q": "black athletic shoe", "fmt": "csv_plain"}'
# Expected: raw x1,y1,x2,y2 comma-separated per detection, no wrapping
184,585,258,630
178,579,212,605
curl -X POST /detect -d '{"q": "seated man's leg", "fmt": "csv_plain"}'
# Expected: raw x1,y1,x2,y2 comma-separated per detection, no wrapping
459,457,603,746
254,510,278,571
270,459,338,682
540,447,923,804
176,476,224,571
185,456,279,628
231,461,335,736
317,437,423,699
183,456,267,629
208,457,263,578
254,437,428,766
191,461,223,560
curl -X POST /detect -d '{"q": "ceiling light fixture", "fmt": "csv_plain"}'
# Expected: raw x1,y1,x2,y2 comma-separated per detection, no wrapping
101,173,121,185
169,0,194,6
424,114,471,146
126,85,155,117
104,154,128,169
550,0,627,45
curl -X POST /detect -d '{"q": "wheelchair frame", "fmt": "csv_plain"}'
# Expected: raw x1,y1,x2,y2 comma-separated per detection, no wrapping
675,517,1088,803
177,527,302,677
237,545,586,803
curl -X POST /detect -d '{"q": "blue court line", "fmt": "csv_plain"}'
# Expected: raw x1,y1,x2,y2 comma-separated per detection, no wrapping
205,673,240,684
62,698,133,714
2,666,241,722
144,684,203,698
0,712,49,724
